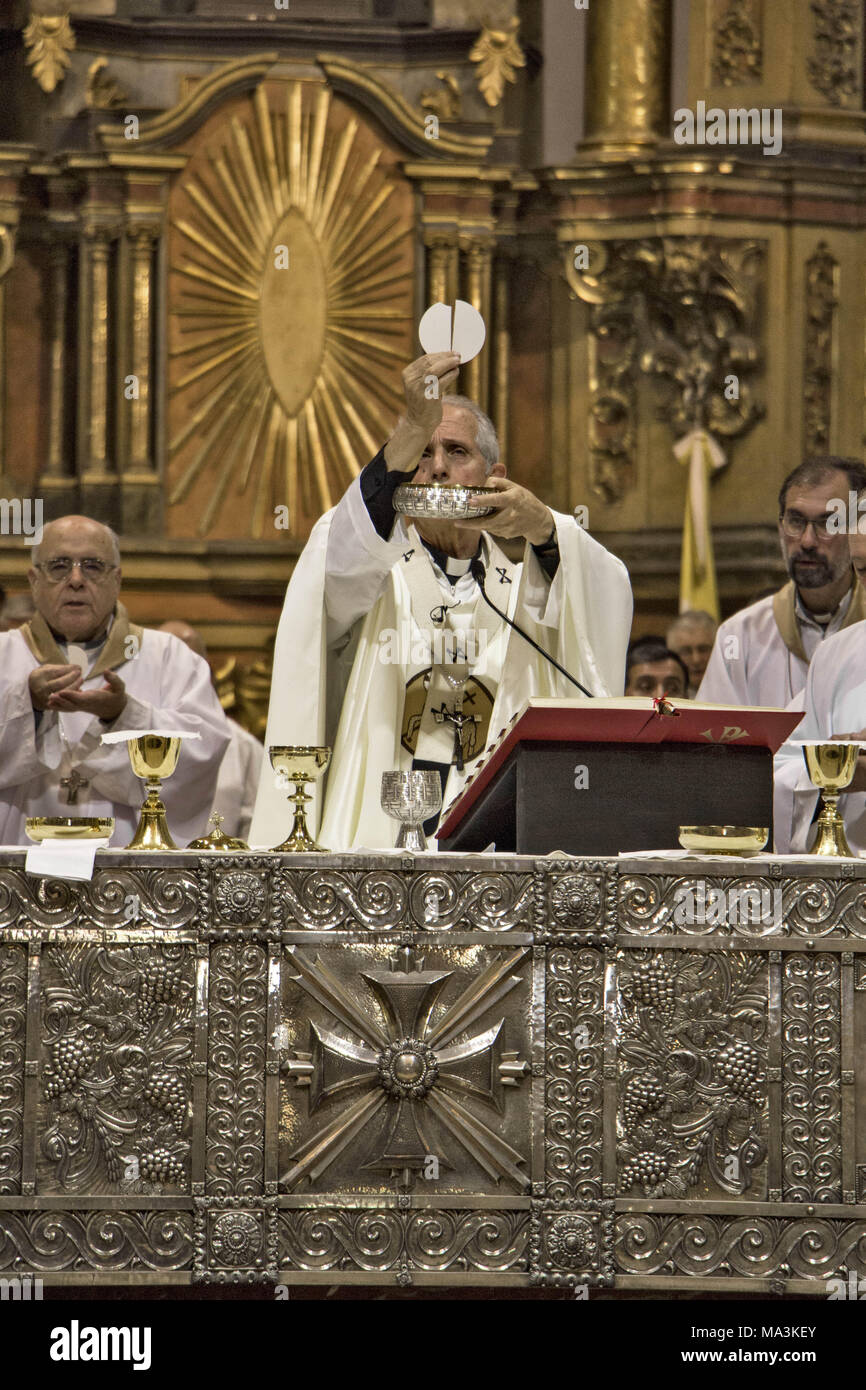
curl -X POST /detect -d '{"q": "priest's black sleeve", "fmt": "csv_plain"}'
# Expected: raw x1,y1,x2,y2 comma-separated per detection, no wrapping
531,528,560,580
360,448,409,540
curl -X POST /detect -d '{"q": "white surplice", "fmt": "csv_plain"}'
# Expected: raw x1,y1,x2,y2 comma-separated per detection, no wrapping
249,474,633,850
698,585,859,708
0,628,232,846
211,720,265,841
773,620,866,852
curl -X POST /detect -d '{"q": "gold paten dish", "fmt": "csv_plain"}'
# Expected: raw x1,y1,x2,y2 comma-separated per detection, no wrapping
25,817,115,842
393,483,497,520
678,825,769,856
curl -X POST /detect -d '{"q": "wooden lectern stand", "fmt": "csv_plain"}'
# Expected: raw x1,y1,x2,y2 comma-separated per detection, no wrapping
437,699,804,856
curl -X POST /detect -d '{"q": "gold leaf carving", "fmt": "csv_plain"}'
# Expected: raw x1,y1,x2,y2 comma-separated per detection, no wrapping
803,242,838,455
85,57,127,111
469,17,526,109
420,72,462,122
712,0,763,86
22,12,75,94
807,0,859,107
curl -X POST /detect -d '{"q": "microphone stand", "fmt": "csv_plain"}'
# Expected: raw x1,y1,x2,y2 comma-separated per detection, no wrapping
469,558,595,699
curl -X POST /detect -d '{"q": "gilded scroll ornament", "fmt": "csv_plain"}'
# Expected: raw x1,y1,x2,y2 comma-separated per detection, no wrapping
803,241,838,456
85,57,126,111
420,73,462,122
469,18,526,108
567,238,764,503
22,12,75,94
712,0,763,86
807,0,859,106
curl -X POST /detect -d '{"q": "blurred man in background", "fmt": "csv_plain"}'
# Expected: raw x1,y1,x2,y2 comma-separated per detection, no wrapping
160,620,264,842
625,638,689,700
666,610,717,695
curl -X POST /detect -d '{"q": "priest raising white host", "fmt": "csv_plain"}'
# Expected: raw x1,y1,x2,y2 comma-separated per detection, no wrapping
250,351,633,850
0,516,231,846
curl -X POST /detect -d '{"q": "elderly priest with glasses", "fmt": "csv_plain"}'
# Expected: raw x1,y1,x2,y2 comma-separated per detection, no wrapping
250,351,633,851
0,516,231,846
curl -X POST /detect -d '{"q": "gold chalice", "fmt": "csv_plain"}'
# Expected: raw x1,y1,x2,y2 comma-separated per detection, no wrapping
269,746,331,852
803,742,861,857
125,735,182,851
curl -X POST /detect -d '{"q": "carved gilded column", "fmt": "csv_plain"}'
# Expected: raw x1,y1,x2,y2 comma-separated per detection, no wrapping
425,232,459,306
44,243,71,480
120,224,161,534
492,254,510,463
462,240,493,410
0,228,15,499
583,0,672,152
0,148,33,501
127,226,156,475
78,224,118,522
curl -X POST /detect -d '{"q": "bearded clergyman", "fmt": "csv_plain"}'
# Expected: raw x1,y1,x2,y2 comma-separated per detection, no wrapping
250,351,633,850
0,516,231,845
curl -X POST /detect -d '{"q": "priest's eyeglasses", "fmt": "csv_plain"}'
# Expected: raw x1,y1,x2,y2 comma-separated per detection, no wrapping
780,510,834,540
35,557,117,582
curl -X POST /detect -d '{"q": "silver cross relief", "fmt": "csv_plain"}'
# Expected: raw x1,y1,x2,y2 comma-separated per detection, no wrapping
60,769,89,805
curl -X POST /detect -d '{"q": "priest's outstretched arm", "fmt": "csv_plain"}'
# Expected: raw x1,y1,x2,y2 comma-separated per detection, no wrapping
324,351,568,646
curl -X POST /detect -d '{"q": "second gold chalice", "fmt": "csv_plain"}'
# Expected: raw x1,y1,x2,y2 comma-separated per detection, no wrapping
803,741,861,857
269,746,331,852
125,734,182,850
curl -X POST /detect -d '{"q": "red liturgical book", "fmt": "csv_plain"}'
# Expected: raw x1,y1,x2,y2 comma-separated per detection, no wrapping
437,697,804,841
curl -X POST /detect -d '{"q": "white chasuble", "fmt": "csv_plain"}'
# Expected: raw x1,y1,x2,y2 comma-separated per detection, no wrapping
0,610,232,847
773,621,866,854
249,475,633,851
698,581,866,708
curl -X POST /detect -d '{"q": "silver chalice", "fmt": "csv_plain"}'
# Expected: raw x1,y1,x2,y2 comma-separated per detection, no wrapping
381,770,443,851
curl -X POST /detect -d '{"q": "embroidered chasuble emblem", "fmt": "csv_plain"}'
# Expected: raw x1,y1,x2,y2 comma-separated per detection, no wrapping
400,669,494,764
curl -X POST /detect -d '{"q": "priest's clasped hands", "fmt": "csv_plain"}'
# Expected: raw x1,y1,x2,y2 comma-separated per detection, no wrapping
29,664,128,720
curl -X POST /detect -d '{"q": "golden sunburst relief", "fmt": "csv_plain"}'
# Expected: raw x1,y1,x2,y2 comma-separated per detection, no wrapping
167,81,414,539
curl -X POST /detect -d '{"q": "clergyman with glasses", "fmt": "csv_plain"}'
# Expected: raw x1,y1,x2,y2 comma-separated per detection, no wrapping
0,515,231,845
696,457,866,707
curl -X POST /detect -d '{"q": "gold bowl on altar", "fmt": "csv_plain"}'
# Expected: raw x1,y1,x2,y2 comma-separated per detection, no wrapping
678,825,769,856
25,816,115,842
393,483,498,520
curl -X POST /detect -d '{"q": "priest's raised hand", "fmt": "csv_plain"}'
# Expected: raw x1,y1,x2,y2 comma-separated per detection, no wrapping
0,515,231,846
250,354,633,852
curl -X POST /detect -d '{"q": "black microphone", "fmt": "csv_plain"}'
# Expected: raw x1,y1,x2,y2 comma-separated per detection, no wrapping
468,557,595,698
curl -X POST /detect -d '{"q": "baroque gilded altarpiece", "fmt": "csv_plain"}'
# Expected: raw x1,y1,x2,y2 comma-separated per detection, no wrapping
1,0,866,683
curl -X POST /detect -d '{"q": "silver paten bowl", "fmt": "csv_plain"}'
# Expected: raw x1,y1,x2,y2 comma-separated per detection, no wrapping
393,483,497,520
381,770,443,852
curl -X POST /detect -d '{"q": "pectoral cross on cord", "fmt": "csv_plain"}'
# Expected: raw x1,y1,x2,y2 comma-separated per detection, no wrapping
60,769,89,805
433,704,479,774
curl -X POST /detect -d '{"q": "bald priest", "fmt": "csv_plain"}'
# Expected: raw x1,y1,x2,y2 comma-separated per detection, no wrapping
0,517,231,846
250,351,633,850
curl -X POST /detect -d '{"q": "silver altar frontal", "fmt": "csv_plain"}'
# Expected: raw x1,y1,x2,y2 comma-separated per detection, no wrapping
0,847,863,1294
